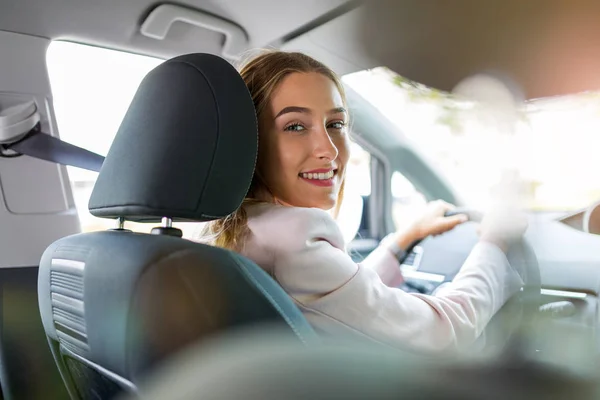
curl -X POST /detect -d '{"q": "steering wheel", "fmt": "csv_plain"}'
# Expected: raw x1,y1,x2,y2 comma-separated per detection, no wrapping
405,208,542,355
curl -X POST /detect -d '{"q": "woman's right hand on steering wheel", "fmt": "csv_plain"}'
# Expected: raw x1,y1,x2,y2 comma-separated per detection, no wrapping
478,206,529,253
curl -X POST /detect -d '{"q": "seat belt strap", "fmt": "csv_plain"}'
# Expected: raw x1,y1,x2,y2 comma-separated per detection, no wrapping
2,124,105,172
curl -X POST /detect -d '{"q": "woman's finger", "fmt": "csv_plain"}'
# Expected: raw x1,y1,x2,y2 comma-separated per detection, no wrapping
434,200,455,212
426,215,467,236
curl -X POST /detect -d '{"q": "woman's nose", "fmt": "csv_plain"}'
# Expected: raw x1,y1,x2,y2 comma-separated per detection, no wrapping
313,126,338,160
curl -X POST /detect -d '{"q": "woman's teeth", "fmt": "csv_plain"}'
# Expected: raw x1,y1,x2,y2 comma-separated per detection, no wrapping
300,170,334,180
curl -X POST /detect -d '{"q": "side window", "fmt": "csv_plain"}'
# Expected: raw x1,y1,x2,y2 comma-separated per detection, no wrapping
337,142,371,243
391,171,427,231
46,41,201,237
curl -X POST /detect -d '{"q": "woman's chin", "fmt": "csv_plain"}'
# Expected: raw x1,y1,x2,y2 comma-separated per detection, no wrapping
278,192,338,210
308,198,337,211
286,200,335,210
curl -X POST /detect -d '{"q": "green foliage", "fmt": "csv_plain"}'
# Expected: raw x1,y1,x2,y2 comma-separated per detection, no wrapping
390,72,534,133
392,74,465,134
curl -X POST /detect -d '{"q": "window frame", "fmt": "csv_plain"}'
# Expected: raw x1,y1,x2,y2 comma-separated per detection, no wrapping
347,134,389,242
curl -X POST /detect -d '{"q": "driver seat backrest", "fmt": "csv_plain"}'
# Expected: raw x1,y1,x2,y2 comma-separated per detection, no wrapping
37,53,317,400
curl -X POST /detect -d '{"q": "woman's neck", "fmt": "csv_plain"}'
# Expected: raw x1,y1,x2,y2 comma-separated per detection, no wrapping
249,187,287,207
252,187,336,213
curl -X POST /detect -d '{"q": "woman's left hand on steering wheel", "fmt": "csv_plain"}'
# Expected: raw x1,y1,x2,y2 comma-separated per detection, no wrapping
391,200,469,250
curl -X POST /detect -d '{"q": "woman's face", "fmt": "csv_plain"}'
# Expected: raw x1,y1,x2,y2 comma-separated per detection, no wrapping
257,72,350,210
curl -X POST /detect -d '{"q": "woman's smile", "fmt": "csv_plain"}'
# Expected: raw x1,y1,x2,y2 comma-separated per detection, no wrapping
298,168,338,187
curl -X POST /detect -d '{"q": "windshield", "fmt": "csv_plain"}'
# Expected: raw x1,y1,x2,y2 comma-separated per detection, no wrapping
343,67,600,212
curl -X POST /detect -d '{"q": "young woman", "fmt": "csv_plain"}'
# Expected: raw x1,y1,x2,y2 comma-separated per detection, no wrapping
199,50,525,353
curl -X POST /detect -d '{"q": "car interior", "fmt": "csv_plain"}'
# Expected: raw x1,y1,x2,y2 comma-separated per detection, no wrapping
1,0,600,399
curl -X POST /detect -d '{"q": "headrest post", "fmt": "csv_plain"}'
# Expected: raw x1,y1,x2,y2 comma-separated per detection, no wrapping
152,217,181,237
116,217,125,230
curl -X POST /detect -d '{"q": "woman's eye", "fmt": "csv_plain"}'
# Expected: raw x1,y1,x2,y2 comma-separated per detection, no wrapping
328,121,346,130
284,123,306,132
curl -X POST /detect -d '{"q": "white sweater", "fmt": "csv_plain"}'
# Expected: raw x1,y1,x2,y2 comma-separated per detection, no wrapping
240,202,524,353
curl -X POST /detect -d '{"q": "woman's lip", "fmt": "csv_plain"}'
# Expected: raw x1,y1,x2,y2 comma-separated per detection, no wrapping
300,176,335,187
300,168,337,174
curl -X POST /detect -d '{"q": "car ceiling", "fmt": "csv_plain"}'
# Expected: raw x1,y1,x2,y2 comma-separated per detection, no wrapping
0,0,356,59
2,0,600,100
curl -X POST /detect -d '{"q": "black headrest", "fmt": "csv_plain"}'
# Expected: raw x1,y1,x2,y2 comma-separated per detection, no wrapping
88,53,257,222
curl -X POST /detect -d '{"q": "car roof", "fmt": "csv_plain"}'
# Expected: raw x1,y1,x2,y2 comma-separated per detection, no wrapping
0,0,356,59
3,0,600,99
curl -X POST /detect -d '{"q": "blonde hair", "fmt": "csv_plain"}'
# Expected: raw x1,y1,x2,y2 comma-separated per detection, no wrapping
199,50,348,251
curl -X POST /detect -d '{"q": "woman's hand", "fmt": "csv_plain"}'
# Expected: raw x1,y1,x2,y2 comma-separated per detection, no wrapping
478,206,528,253
392,200,468,250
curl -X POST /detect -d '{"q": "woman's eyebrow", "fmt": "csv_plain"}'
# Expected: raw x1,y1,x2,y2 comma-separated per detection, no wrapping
274,106,347,119
329,107,347,115
275,106,311,119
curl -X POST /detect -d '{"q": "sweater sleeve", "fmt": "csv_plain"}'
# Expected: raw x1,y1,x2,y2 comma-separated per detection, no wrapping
266,206,524,352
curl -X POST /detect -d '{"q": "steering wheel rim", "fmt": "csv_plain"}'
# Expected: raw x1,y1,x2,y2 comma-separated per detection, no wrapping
403,208,542,355
478,237,541,356
452,208,542,355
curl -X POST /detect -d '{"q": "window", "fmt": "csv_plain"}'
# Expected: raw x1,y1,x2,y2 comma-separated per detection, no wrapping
46,41,201,237
343,67,600,212
337,141,371,243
